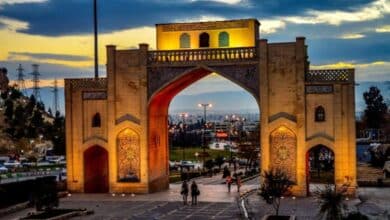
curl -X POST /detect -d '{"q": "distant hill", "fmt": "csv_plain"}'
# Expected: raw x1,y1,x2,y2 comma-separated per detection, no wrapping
34,81,389,116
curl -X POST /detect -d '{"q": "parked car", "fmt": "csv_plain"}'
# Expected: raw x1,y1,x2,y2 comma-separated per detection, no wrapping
3,160,21,168
383,161,390,178
179,160,195,170
0,166,8,173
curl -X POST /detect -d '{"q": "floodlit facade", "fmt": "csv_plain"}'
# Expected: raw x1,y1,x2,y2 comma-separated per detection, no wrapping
65,19,356,196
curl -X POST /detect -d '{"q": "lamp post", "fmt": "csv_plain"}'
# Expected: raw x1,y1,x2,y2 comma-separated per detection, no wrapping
198,103,212,166
225,114,238,166
179,113,188,162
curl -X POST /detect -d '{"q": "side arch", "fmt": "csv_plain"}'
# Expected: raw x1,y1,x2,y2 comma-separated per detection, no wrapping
269,126,297,182
116,128,141,182
84,145,109,193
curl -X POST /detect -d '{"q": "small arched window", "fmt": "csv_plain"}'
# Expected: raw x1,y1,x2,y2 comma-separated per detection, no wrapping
315,106,325,122
218,32,229,47
180,33,190,48
199,32,210,48
92,113,101,127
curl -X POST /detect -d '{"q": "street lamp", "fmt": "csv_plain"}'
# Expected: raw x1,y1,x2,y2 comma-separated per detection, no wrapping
225,114,238,166
198,103,212,166
179,113,188,162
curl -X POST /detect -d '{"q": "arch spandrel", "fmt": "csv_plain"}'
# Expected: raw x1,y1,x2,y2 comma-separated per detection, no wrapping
147,64,259,101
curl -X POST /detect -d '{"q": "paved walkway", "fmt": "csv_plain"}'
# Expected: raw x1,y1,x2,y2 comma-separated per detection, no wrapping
2,181,389,220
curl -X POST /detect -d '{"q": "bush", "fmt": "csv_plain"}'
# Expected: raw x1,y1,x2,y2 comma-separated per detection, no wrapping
259,168,293,216
316,184,347,220
343,212,369,220
31,176,59,211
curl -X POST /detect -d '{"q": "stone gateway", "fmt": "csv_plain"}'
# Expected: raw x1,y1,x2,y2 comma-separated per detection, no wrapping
65,19,356,196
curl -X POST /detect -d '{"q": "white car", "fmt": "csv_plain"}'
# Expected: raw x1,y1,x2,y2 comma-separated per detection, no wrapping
0,166,8,173
3,160,21,168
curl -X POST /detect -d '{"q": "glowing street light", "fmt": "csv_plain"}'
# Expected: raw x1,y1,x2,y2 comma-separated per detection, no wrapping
179,113,188,162
198,103,212,166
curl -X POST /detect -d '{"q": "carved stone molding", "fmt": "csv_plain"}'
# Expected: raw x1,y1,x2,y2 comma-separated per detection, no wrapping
305,85,333,94
160,19,250,32
117,128,140,182
83,136,107,144
115,114,141,125
67,78,107,90
270,127,297,182
306,69,354,83
306,133,334,142
82,91,107,100
268,112,297,123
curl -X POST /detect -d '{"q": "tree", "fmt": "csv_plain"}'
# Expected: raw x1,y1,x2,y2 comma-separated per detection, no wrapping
259,168,293,216
215,155,225,169
316,184,347,220
3,99,13,120
51,111,65,155
363,86,388,129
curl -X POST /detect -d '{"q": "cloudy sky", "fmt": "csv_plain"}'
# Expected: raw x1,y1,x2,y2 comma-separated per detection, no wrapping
0,0,389,92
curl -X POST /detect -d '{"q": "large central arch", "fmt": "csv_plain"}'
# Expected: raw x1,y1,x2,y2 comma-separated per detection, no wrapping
147,66,260,190
65,19,356,196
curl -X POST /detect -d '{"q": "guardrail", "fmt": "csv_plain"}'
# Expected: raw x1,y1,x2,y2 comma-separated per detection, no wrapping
148,47,257,64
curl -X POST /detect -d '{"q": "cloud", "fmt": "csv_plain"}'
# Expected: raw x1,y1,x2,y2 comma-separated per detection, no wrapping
284,0,389,25
0,16,28,31
8,52,92,62
10,78,64,89
174,15,228,23
190,0,243,5
376,25,390,32
260,19,286,34
339,33,365,39
0,0,47,6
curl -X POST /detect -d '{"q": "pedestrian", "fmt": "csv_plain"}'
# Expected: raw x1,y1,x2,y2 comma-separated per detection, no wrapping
236,176,242,192
191,180,199,205
181,180,189,205
226,175,232,192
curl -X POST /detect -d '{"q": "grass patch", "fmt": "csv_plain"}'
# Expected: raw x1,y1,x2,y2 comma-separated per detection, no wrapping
169,147,236,161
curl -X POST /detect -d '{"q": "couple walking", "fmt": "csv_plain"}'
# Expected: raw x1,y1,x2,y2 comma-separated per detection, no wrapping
180,180,200,205
226,175,241,193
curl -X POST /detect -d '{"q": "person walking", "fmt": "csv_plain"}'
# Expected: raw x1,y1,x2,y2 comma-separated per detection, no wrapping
191,180,199,205
226,175,232,192
236,176,242,192
181,180,189,205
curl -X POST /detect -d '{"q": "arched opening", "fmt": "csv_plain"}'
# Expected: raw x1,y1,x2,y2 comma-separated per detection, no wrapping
218,32,229,47
270,126,297,183
315,106,325,122
148,68,260,191
306,145,334,195
117,128,140,182
199,32,210,48
84,145,108,193
92,113,101,127
180,33,190,48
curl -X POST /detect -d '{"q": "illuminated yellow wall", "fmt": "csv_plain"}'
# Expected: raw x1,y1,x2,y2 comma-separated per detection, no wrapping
156,19,259,50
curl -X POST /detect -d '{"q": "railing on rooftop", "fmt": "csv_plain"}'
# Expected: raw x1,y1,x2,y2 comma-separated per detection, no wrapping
147,47,257,64
306,69,354,83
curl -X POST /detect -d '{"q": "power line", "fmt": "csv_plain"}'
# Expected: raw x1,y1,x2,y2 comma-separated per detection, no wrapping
30,64,41,101
16,64,27,95
51,79,59,113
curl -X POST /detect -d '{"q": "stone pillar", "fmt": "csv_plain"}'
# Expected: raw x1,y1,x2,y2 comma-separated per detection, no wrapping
106,45,116,192
258,39,269,178
295,37,307,196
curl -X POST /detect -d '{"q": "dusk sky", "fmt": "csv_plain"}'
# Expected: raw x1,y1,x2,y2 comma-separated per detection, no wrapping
0,0,389,96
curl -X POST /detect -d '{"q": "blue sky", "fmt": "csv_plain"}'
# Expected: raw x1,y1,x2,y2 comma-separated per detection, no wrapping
0,0,389,103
